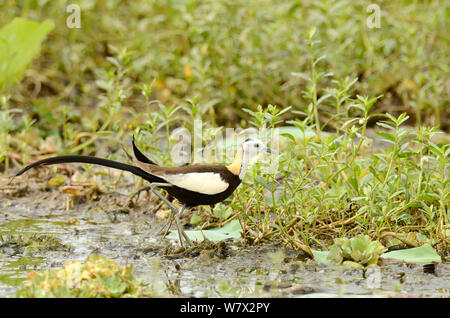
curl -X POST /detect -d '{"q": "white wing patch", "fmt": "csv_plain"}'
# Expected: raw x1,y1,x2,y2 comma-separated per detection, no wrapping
160,172,229,195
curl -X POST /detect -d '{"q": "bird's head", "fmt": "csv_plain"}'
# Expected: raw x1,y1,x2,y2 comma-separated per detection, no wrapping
227,138,277,179
241,138,277,159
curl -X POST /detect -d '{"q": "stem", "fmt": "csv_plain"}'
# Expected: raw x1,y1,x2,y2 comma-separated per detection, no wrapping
310,73,321,139
308,38,321,139
383,126,399,188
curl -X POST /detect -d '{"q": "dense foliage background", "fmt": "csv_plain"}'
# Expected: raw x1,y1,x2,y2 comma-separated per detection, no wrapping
1,0,448,134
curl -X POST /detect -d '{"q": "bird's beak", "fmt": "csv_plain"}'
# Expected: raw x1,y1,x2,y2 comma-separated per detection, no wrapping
264,147,278,154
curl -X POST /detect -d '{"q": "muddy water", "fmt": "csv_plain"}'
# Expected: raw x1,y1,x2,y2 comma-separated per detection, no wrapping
0,180,449,298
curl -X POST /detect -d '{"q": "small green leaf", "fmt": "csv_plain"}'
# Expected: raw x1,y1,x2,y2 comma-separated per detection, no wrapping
189,214,203,225
348,176,358,192
213,204,233,219
342,261,364,269
48,175,66,187
291,72,311,82
375,131,396,143
281,132,296,142
254,175,271,190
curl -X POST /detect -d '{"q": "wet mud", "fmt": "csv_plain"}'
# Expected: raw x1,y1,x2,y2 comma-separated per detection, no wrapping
0,174,448,298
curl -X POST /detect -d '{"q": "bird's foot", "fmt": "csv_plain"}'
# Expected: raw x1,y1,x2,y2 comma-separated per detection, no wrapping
174,213,194,247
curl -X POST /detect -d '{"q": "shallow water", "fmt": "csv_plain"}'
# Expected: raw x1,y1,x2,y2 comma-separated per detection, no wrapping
0,202,448,298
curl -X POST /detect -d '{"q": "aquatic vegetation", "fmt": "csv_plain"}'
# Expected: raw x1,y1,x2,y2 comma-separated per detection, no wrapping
326,235,387,268
166,219,243,243
16,254,151,298
381,244,442,264
0,234,70,255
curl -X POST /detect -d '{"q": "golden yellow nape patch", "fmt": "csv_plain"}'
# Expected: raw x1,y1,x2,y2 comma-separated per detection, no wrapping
226,148,243,175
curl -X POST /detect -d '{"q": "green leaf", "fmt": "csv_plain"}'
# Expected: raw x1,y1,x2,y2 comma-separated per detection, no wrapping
281,132,296,142
291,72,311,82
317,94,331,105
312,249,332,265
375,122,395,130
381,245,441,264
166,219,243,242
418,192,440,201
325,245,342,265
375,131,396,143
0,18,54,92
348,102,365,112
48,175,67,187
189,214,203,225
342,118,359,129
278,126,319,140
348,176,359,192
342,261,364,269
254,175,271,190
213,204,233,219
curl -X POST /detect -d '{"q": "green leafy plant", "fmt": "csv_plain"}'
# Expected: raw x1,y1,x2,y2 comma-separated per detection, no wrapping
326,235,387,268
0,234,69,255
16,254,151,298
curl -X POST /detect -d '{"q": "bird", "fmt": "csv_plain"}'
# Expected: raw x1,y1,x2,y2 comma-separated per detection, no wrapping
12,137,277,247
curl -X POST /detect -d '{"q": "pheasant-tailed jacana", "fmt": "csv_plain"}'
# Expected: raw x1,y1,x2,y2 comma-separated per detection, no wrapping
13,137,276,246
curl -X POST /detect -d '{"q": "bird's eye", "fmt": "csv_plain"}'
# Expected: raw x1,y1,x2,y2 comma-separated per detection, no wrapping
255,144,259,148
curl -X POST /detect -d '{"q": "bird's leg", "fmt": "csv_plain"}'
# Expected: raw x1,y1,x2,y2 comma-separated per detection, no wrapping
158,214,174,237
174,205,193,247
147,183,193,247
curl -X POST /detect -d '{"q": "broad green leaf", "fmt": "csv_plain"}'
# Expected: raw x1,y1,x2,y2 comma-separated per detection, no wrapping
0,18,54,92
167,219,243,242
381,244,441,264
311,249,331,265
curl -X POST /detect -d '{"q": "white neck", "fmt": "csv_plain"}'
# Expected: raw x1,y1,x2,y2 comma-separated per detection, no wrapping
238,148,250,180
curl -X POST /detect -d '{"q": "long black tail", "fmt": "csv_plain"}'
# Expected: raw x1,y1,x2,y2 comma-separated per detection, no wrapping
13,155,166,184
132,136,156,164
